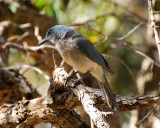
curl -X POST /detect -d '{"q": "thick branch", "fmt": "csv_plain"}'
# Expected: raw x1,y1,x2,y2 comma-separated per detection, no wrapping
0,67,159,128
52,67,159,111
0,66,40,105
0,97,89,128
52,67,160,128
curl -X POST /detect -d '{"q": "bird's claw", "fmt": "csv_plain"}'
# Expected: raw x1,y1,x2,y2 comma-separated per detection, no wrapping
64,71,79,86
64,76,72,86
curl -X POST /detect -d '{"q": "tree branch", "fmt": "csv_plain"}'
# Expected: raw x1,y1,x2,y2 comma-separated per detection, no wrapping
52,67,159,111
2,42,56,54
148,0,160,63
0,97,89,128
0,67,159,128
0,66,40,105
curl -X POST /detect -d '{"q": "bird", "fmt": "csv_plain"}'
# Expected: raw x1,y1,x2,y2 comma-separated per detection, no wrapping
38,25,118,111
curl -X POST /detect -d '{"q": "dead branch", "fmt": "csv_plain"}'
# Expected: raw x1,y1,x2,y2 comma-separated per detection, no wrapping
0,97,89,128
104,54,136,84
148,0,160,63
0,66,40,105
2,42,56,54
136,100,160,126
34,26,43,42
0,66,159,128
117,22,144,40
51,67,159,112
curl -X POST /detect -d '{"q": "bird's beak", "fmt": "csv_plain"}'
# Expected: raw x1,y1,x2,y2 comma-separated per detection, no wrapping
38,38,49,46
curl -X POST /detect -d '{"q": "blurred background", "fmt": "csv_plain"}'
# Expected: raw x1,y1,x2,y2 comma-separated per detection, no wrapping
0,0,160,128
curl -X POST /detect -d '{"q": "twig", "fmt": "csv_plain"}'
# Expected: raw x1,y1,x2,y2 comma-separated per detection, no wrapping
136,100,160,126
95,21,143,47
34,26,43,43
126,45,160,68
7,32,30,42
19,23,32,29
52,51,58,68
108,0,147,22
36,44,56,50
117,22,144,40
153,11,160,14
154,113,160,119
18,65,50,81
2,42,56,53
94,36,108,47
60,59,65,67
71,12,108,26
72,26,107,37
148,0,160,63
104,54,136,84
109,40,160,68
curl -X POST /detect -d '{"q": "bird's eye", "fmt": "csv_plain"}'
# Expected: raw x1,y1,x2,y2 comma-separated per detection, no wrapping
47,31,51,36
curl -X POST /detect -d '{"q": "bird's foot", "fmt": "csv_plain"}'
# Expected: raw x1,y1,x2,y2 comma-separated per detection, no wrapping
65,71,79,86
65,71,90,88
74,78,82,86
72,71,90,87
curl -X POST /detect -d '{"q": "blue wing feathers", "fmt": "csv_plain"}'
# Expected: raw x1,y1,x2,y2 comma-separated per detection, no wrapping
74,35,114,74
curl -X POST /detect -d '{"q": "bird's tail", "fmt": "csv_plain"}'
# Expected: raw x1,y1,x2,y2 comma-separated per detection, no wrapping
97,74,118,111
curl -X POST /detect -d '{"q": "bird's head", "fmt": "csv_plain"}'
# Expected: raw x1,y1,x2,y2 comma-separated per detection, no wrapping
38,25,74,46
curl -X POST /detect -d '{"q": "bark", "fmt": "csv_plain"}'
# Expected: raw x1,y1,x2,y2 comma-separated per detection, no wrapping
0,66,40,105
0,97,89,128
0,67,159,128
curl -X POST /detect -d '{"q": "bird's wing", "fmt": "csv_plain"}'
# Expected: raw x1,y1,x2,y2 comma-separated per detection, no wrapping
75,36,114,74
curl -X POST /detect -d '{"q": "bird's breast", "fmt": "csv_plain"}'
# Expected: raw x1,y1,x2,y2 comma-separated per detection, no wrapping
56,40,103,80
57,46,93,73
62,47,88,73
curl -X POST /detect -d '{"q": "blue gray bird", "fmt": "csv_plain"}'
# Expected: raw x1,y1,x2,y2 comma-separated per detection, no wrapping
38,25,118,111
